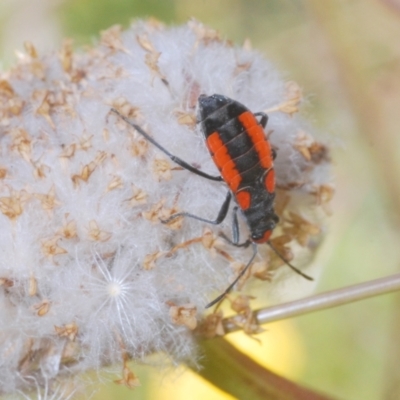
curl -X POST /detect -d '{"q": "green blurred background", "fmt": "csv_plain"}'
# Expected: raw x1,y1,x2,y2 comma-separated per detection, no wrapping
2,0,400,399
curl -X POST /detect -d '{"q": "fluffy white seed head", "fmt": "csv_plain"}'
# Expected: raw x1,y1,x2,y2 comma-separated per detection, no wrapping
0,20,332,396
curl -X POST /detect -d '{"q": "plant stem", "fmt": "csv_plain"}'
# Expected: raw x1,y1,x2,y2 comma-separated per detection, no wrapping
222,273,400,333
198,337,334,400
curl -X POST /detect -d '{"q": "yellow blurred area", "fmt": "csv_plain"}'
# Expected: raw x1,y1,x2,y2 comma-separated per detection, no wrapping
225,320,305,378
151,320,305,400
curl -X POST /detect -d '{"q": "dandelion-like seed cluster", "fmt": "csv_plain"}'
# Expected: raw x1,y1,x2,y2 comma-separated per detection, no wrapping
0,20,332,396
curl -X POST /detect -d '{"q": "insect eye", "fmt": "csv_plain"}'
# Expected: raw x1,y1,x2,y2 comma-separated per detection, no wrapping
252,230,272,243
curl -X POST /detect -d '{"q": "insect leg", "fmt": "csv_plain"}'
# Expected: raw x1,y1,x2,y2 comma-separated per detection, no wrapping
162,191,232,225
218,208,252,248
232,206,240,245
268,241,314,281
254,112,268,129
205,242,258,308
111,108,223,182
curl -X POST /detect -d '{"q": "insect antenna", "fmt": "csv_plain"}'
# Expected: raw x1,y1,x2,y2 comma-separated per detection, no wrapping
267,241,313,281
205,243,258,308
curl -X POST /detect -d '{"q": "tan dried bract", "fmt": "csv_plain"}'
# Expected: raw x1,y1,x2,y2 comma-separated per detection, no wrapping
41,236,68,260
251,261,273,281
0,277,14,288
201,228,234,261
100,25,128,53
234,61,253,77
54,322,79,341
143,196,182,227
284,212,320,246
115,362,141,389
88,220,112,242
103,128,110,142
130,137,148,157
231,294,253,314
137,33,167,84
294,131,313,161
145,52,167,84
35,186,61,211
230,295,264,336
33,162,50,179
112,98,141,120
294,130,329,164
58,40,84,82
10,128,32,162
169,303,198,330
188,19,222,46
59,143,77,159
145,17,165,31
28,275,37,296
143,251,163,270
201,228,217,250
59,39,73,73
142,200,165,222
106,175,124,192
265,81,302,116
159,206,183,230
24,41,38,58
274,190,291,216
15,48,46,79
242,312,264,336
184,80,201,109
33,300,50,316
309,142,330,164
0,80,24,116
61,341,80,363
311,184,334,215
153,158,173,181
34,90,55,129
0,189,28,220
59,217,77,240
137,33,157,53
78,133,93,151
198,311,225,338
125,185,147,207
0,79,15,97
71,151,107,186
174,110,197,127
285,81,303,111
16,339,34,373
242,38,252,51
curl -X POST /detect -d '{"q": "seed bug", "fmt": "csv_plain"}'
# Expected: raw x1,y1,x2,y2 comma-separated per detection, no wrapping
111,94,313,308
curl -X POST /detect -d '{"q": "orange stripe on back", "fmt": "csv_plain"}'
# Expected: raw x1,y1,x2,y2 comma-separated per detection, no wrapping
264,169,275,193
253,137,273,169
238,111,273,170
236,190,251,210
246,125,265,144
206,132,224,154
259,152,273,169
207,132,242,192
214,145,233,167
220,159,241,192
238,111,258,131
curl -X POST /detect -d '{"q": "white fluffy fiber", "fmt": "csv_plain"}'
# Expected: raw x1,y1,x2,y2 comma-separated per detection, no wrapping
0,20,330,396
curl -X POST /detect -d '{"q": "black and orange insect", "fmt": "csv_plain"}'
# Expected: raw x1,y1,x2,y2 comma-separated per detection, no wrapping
111,94,312,308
